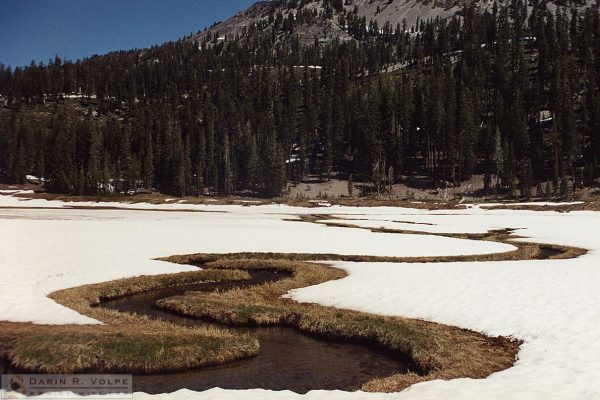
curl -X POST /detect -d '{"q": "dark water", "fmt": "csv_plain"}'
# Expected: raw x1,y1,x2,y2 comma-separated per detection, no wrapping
538,246,564,259
100,271,407,393
0,359,10,374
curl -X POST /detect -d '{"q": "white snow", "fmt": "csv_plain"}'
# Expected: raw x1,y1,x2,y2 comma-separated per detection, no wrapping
0,189,34,195
317,216,492,234
0,194,511,325
62,93,98,100
1,192,599,399
292,65,323,69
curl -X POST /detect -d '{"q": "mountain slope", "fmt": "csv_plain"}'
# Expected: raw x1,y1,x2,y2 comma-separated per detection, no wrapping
189,0,596,47
188,0,461,45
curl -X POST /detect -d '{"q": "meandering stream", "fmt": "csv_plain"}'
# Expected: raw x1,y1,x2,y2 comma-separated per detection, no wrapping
99,271,407,394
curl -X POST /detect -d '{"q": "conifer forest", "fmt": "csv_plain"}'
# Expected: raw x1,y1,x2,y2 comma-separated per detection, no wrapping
1,0,599,198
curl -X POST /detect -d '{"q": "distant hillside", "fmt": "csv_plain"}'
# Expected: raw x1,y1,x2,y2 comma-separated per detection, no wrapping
188,0,459,45
188,0,596,46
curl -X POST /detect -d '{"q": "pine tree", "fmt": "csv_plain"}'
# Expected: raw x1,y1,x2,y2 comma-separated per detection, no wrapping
142,132,154,190
86,117,102,195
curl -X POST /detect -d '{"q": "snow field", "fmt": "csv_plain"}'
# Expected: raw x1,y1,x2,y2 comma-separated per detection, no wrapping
1,192,599,399
0,195,512,325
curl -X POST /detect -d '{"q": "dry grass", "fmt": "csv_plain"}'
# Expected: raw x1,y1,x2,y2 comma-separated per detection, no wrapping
50,268,250,309
1,269,259,374
285,214,588,262
480,200,600,212
6,184,600,211
164,242,585,267
11,190,467,210
157,256,520,392
12,191,269,207
0,321,257,374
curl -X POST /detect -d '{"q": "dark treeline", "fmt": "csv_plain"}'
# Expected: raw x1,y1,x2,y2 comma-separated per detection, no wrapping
0,0,599,197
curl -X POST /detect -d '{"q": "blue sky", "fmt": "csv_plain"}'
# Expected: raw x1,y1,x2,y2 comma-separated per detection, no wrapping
0,0,256,68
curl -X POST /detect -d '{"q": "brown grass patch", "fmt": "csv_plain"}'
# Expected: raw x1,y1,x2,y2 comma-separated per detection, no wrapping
8,186,600,211
480,201,600,212
12,190,467,210
1,269,259,374
285,214,588,262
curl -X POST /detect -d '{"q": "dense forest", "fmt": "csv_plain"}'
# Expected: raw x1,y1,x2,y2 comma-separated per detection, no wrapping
0,0,599,197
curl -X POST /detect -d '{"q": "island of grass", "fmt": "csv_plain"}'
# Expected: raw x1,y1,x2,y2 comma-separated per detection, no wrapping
0,269,259,374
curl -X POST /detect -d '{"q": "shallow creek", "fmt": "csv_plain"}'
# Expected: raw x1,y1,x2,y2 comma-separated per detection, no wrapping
99,270,407,394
